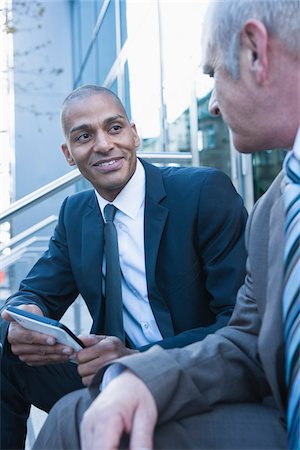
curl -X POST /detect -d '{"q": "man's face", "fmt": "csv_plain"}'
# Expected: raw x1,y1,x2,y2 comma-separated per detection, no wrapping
202,16,290,153
62,93,140,201
204,57,261,153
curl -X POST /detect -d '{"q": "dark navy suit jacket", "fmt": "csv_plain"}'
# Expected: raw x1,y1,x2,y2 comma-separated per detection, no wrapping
1,159,247,351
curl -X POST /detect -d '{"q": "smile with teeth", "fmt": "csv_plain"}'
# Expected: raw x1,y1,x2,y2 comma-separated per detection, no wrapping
92,158,124,172
95,160,117,167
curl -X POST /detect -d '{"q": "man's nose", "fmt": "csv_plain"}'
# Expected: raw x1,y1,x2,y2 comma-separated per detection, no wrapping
208,89,221,117
94,131,113,153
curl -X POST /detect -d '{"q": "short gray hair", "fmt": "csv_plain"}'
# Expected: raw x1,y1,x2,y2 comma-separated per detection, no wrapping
61,85,129,135
205,0,300,79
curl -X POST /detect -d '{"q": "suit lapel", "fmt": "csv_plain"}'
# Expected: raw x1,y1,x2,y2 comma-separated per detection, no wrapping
141,160,175,338
262,181,286,410
81,193,104,305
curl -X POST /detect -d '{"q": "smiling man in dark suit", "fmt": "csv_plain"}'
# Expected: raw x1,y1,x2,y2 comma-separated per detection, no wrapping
0,85,247,449
30,1,300,449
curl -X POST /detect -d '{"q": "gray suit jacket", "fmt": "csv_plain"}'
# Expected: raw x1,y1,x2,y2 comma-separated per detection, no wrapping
118,171,287,425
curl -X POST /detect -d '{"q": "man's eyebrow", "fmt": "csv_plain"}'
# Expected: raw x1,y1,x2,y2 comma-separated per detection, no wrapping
103,114,126,125
70,124,91,135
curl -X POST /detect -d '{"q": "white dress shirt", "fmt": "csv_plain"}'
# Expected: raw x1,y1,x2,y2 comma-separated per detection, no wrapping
95,159,163,348
293,126,300,159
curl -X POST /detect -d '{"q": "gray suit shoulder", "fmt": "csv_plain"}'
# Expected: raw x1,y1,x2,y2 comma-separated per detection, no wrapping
251,170,284,217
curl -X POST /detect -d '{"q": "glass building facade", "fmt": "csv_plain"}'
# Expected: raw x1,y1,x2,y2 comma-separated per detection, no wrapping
68,0,285,202
0,0,286,298
0,0,15,299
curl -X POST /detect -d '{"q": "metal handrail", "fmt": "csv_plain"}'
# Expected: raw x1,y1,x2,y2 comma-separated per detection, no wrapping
0,170,81,223
0,152,192,223
0,237,49,269
0,215,58,251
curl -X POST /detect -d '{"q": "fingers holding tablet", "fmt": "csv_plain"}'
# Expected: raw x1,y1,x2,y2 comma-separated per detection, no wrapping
3,305,82,365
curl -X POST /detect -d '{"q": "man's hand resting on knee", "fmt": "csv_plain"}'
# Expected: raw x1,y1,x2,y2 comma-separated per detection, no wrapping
80,369,157,450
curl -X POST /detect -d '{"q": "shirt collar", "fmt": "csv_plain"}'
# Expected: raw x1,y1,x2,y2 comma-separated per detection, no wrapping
95,159,145,220
292,125,300,160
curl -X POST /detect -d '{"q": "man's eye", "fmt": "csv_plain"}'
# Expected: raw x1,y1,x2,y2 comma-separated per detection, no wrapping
109,125,121,133
77,133,90,141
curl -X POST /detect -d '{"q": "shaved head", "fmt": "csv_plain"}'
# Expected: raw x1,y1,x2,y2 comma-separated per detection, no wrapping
61,85,129,137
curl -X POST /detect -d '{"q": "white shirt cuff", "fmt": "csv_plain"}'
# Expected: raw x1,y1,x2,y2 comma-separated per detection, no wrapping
100,363,126,391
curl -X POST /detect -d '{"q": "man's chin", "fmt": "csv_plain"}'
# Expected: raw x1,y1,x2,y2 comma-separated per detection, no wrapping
232,142,254,154
232,132,283,154
232,135,262,154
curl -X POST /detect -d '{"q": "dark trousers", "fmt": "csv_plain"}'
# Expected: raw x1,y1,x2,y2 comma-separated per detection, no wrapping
1,349,83,450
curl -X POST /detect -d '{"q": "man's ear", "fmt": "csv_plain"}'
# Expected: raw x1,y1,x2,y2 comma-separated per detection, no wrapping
240,19,269,84
130,122,141,148
61,143,76,166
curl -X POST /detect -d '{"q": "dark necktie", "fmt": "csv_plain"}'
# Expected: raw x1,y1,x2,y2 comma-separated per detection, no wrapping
103,204,125,342
283,150,300,450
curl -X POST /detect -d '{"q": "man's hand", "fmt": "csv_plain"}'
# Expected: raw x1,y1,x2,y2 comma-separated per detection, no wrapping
1,305,75,365
81,369,157,450
76,335,138,386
